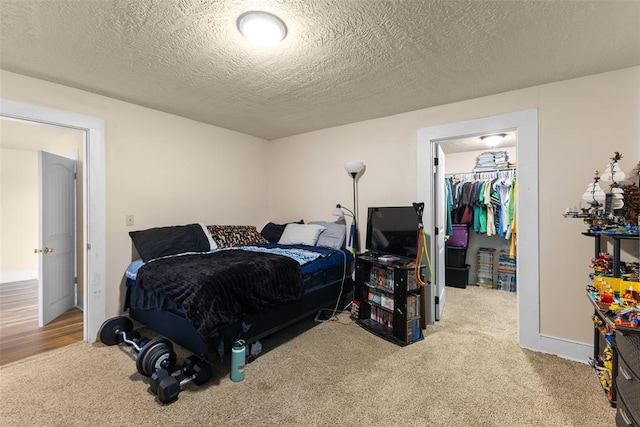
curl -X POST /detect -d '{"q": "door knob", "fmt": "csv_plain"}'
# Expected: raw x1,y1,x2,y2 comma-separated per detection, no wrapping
34,247,54,254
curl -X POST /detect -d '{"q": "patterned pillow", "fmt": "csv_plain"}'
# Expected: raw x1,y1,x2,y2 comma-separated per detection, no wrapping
206,225,268,248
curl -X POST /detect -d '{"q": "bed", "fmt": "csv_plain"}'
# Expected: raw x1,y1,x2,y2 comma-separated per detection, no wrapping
123,222,354,359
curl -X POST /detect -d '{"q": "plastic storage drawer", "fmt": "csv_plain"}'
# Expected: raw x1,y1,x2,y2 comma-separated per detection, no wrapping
445,246,467,268
617,356,640,421
448,224,469,248
616,332,640,376
616,384,640,427
445,265,470,289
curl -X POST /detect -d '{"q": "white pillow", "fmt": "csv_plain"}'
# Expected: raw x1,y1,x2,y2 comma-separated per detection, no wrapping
278,223,326,246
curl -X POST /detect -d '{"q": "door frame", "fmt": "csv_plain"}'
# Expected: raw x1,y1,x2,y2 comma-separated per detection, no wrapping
1,99,105,343
417,109,540,352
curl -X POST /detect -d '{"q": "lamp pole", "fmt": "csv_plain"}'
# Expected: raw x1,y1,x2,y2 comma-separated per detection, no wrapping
343,161,364,254
351,172,359,254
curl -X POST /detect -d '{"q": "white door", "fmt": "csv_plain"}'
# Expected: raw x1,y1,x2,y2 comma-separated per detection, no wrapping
434,144,446,320
38,151,76,326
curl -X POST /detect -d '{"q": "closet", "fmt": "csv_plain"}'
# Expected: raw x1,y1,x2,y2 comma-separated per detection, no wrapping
443,147,518,291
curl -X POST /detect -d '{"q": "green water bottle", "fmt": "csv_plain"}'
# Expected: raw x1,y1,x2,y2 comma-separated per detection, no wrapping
231,339,246,382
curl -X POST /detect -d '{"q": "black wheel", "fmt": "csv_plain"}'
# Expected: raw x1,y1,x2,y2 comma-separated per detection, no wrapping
98,316,133,346
136,338,176,377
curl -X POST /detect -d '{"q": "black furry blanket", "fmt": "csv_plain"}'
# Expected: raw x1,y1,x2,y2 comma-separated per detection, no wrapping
135,250,303,340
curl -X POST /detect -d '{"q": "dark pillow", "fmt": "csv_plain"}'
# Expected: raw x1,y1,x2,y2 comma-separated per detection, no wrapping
129,223,210,262
260,220,304,243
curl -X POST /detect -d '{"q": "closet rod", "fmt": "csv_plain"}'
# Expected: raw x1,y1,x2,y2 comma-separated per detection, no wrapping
445,167,516,177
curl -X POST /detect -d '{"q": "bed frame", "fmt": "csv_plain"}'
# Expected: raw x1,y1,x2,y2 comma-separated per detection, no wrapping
128,276,353,359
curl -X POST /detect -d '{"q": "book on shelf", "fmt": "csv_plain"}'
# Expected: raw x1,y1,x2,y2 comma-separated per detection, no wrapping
407,294,420,318
370,305,393,328
368,289,394,311
370,266,394,290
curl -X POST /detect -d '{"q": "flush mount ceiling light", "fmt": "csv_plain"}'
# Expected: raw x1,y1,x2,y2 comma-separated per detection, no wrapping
480,133,507,147
237,11,287,46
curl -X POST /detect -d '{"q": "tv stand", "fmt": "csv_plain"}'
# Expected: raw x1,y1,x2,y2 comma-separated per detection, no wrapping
352,254,423,346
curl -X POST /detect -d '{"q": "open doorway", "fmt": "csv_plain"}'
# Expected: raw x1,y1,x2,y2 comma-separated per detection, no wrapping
417,109,540,352
0,118,84,364
440,133,517,291
0,98,106,348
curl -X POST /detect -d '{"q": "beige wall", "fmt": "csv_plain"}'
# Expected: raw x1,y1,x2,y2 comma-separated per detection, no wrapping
268,66,640,344
0,70,271,317
1,67,638,346
0,148,38,277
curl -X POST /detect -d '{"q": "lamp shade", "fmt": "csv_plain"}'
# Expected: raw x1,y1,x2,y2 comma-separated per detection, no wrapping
344,161,364,175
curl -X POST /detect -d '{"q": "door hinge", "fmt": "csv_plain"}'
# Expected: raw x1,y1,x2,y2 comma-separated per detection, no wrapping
434,157,439,166
74,276,78,284
435,227,439,235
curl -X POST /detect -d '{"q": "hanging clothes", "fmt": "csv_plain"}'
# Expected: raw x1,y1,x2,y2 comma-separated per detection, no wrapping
445,169,516,241
445,177,454,236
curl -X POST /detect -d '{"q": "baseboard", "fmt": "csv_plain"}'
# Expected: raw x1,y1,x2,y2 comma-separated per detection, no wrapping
536,333,592,364
0,269,38,284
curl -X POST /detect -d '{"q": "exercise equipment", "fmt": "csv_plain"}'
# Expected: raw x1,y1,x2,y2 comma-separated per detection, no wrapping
99,316,177,377
150,355,213,404
412,202,432,286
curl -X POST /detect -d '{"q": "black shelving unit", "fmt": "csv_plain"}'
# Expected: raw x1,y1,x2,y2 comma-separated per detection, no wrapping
584,231,639,409
353,253,423,346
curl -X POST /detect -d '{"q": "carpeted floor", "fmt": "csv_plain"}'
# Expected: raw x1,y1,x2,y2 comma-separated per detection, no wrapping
0,286,615,426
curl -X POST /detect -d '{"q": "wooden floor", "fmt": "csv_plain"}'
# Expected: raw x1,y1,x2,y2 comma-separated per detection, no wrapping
0,280,83,366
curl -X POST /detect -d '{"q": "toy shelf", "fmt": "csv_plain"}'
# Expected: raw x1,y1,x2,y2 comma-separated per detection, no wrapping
583,231,639,410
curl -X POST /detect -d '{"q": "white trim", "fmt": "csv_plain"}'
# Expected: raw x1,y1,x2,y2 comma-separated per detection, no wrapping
0,270,39,284
417,109,541,352
0,99,105,343
539,334,592,364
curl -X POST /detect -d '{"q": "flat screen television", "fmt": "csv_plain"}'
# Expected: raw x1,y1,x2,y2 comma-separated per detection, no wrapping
365,206,419,259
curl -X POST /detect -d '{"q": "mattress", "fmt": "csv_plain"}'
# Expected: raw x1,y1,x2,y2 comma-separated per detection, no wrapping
125,244,353,313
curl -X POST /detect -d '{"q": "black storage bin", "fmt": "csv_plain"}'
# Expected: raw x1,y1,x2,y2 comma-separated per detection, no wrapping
445,264,470,289
445,246,468,268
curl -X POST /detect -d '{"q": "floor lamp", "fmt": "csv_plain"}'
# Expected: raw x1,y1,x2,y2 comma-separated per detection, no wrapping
343,161,365,254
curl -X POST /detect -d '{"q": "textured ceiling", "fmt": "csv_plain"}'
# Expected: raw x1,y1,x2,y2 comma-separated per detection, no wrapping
1,1,639,140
